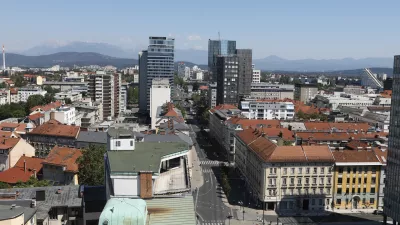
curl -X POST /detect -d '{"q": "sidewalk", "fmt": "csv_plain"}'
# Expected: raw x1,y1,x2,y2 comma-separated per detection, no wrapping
190,147,204,190
225,219,279,225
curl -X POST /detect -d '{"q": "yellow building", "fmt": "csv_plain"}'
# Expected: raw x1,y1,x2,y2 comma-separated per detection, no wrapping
332,150,382,211
0,205,36,225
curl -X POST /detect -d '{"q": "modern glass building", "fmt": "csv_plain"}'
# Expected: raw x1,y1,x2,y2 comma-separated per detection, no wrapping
384,55,400,224
139,37,175,114
208,40,236,81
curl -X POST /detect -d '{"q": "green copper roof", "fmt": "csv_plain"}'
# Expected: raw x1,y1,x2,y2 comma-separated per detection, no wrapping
107,142,188,174
98,198,147,225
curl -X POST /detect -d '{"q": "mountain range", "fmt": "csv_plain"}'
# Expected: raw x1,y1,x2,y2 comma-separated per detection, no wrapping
6,41,393,71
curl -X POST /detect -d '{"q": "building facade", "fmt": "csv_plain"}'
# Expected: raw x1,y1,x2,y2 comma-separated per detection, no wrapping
294,84,318,103
234,128,335,214
250,83,294,100
252,69,261,83
385,55,400,223
216,55,239,105
208,40,236,82
150,78,171,129
208,82,217,108
240,100,295,120
18,87,47,102
138,37,175,114
87,71,116,120
236,49,252,98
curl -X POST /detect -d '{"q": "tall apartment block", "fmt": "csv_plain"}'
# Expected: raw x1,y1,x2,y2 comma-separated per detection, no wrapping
113,73,121,117
236,49,252,98
216,55,239,105
384,55,400,224
138,37,175,114
208,40,236,82
88,71,120,120
208,82,217,108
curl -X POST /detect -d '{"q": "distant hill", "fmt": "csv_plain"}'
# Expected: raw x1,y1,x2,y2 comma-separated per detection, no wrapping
253,55,393,71
266,67,393,77
6,52,137,68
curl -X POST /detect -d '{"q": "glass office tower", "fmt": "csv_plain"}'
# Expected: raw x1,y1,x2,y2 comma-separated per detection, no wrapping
208,40,236,81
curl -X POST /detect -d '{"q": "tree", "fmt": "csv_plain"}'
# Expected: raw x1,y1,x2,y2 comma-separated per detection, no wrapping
193,82,200,92
0,182,10,189
44,93,55,104
14,177,51,188
0,82,6,88
11,75,26,87
175,103,186,118
64,98,72,104
77,144,106,186
127,86,139,104
26,95,45,114
0,103,27,120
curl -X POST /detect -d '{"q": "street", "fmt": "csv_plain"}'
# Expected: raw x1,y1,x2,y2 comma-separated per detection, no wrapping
190,122,233,225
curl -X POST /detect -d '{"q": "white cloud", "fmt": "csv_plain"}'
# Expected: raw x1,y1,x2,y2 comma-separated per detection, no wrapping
187,35,202,41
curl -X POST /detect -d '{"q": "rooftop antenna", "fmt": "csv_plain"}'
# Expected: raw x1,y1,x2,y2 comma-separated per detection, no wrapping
2,44,5,73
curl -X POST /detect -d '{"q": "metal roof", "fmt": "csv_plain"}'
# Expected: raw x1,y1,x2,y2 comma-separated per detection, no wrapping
0,204,36,224
76,131,107,144
0,186,81,221
145,196,196,225
107,142,188,174
143,134,193,146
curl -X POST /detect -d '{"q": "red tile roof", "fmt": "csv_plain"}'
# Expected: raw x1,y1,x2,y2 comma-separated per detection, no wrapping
0,156,44,184
29,120,80,138
373,147,388,165
42,146,82,173
296,132,386,142
199,85,208,90
236,128,334,163
227,117,281,129
304,122,331,131
0,123,27,133
30,101,62,112
0,138,19,150
380,90,392,98
28,113,44,121
210,104,237,113
303,122,370,131
9,88,17,94
332,150,380,163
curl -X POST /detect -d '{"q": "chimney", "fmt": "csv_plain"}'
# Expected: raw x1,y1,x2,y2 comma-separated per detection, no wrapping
33,169,37,178
24,160,26,173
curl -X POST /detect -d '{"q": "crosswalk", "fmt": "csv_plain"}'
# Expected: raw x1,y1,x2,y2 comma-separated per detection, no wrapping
201,221,224,225
201,168,214,173
200,160,229,166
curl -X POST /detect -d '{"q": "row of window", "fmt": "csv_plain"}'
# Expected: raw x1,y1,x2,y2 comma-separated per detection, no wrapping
270,188,331,196
336,198,375,205
337,187,376,194
270,167,329,175
338,166,377,174
278,177,331,186
337,177,378,185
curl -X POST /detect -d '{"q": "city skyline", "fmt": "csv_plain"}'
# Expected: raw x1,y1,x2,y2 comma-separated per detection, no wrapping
1,0,399,59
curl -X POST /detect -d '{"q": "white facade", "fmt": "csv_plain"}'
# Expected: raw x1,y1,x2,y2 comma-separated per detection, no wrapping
50,106,81,126
251,83,294,100
0,94,7,105
120,83,128,113
315,94,375,110
18,87,47,102
184,67,191,80
55,91,82,102
252,69,261,83
241,101,295,120
150,78,171,129
196,72,203,81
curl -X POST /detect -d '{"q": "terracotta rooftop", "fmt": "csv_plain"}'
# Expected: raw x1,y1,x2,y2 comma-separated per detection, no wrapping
236,128,334,163
0,123,27,133
27,113,44,121
0,156,44,184
303,122,370,131
199,85,208,90
332,150,380,163
380,90,392,98
29,120,80,138
30,101,63,112
210,104,237,113
373,147,388,165
163,102,179,117
42,146,82,173
296,132,386,142
346,140,370,150
228,117,281,129
9,88,17,94
0,138,20,151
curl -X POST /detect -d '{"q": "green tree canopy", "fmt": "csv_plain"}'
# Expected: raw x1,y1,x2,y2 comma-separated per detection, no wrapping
0,103,27,120
77,144,106,186
26,95,45,114
64,98,72,104
14,177,51,188
44,93,55,104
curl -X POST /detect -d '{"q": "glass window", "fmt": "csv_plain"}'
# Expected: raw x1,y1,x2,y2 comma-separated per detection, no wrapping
336,199,341,204
320,167,324,174
370,198,375,204
291,168,295,174
298,178,302,184
298,168,302,174
314,167,318,174
283,168,287,174
116,141,121,147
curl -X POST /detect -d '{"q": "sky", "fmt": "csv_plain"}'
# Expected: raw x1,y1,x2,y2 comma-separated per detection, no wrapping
1,0,399,59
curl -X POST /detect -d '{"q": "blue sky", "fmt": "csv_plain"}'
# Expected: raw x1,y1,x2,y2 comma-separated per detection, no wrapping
1,0,399,59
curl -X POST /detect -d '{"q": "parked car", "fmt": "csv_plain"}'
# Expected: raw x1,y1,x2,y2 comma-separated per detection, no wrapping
373,210,384,215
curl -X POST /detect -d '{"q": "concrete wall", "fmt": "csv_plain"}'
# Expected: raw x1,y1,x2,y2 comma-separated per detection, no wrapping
0,214,24,225
10,139,35,168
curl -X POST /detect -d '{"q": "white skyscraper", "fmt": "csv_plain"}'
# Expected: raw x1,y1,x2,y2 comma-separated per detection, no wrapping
150,78,171,129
